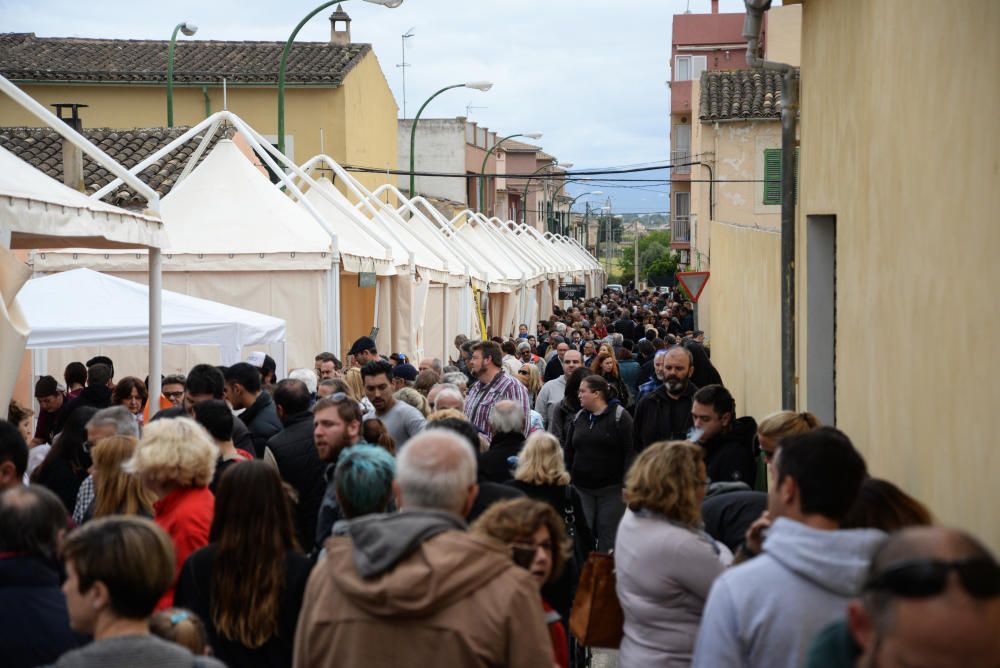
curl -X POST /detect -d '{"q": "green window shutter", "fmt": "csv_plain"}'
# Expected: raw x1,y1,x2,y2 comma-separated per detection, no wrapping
763,147,799,205
763,148,782,205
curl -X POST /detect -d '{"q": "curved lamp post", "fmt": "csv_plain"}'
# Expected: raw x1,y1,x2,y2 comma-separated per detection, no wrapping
521,159,563,227
167,22,198,127
478,132,542,214
278,0,403,155
409,81,492,197
567,190,603,241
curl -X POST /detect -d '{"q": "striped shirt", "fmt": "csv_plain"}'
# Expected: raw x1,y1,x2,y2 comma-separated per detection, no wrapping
464,370,532,439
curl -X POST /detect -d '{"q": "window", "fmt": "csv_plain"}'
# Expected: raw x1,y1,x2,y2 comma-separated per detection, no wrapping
763,147,799,205
674,191,690,219
674,55,707,81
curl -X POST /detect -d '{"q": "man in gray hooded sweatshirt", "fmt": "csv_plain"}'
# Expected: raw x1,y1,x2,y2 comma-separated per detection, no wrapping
692,427,884,668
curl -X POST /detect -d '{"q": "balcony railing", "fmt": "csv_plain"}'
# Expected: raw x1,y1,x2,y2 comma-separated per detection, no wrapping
671,149,691,174
672,215,691,243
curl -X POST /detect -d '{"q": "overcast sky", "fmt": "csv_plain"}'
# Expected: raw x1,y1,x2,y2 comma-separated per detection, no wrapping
1,0,766,213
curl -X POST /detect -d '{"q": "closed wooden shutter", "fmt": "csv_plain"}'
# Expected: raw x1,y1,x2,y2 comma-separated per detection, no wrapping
763,148,798,205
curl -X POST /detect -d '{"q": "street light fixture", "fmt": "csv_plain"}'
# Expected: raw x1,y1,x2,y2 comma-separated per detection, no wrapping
567,190,602,241
167,21,198,128
277,0,403,155
478,131,542,214
408,81,493,197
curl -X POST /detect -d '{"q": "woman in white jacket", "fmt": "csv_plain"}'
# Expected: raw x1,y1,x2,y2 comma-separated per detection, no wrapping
615,440,732,667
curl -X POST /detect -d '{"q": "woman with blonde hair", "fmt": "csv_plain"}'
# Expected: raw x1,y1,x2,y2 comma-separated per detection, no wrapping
342,367,375,416
89,435,155,520
126,416,216,610
615,441,732,667
506,432,593,621
516,363,543,402
394,386,431,417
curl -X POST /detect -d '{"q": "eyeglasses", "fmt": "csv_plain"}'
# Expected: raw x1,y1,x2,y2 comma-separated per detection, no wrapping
864,558,1000,599
327,392,349,402
517,369,530,376
510,541,553,569
163,391,184,399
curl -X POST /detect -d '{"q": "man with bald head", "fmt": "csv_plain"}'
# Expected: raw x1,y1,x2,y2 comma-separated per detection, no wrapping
535,347,583,429
805,526,1000,667
293,430,553,667
632,345,698,452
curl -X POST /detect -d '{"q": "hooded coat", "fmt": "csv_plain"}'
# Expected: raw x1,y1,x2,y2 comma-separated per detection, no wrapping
293,509,556,668
692,518,885,668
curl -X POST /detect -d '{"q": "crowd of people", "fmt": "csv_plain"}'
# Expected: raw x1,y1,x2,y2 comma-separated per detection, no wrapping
2,286,998,667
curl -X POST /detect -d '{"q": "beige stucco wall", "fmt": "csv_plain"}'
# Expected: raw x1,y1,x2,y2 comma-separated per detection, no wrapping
765,4,802,66
0,49,395,192
798,0,1000,551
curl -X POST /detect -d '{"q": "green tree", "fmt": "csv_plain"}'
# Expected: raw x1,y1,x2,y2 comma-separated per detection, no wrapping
619,230,677,282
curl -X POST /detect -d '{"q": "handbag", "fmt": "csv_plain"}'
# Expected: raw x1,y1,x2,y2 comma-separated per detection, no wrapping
562,486,589,569
569,551,624,648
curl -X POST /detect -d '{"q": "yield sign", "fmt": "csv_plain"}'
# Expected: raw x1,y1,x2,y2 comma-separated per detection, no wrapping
676,271,710,302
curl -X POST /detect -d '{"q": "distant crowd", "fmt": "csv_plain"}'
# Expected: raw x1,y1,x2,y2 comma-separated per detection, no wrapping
2,285,997,668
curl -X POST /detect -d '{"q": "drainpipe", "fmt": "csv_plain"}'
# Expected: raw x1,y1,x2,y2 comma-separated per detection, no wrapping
744,0,799,411
202,86,211,118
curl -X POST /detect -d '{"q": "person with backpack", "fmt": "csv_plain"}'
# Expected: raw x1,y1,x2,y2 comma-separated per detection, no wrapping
564,375,635,553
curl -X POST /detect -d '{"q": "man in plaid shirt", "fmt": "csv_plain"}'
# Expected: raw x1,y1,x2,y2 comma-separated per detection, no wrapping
463,341,531,440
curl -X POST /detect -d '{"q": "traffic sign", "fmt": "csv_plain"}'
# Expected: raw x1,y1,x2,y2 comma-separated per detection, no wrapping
676,271,710,302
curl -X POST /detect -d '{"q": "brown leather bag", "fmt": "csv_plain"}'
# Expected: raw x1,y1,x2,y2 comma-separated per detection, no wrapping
569,551,624,648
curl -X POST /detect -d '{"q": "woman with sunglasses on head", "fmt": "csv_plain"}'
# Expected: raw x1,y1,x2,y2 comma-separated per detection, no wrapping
616,441,732,667
515,364,546,433
472,498,572,668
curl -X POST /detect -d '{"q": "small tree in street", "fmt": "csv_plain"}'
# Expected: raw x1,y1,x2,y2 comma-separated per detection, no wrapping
619,230,679,284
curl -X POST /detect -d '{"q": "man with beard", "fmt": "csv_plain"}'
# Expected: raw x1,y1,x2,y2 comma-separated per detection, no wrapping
361,360,425,447
632,346,698,452
463,341,531,440
312,396,373,552
690,384,757,487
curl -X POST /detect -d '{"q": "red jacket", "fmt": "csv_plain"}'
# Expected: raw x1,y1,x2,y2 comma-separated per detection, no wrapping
544,599,569,668
153,486,214,610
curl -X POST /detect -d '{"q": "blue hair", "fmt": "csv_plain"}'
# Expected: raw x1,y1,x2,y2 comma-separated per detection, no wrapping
334,444,397,518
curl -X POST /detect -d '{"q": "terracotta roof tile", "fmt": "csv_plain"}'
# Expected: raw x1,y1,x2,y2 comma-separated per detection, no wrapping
0,125,234,207
499,138,542,152
0,32,369,85
699,69,796,121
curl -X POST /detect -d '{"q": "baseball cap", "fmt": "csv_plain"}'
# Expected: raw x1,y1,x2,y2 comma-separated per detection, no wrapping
246,351,266,367
394,363,418,382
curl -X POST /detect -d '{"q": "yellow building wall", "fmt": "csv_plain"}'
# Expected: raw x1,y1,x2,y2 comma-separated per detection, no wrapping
0,50,395,192
798,0,1000,550
765,4,802,66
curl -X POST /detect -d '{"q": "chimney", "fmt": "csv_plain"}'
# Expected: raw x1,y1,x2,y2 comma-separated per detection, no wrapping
711,0,719,13
51,103,88,192
329,4,352,46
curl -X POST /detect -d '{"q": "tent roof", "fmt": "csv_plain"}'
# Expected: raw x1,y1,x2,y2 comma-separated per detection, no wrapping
19,268,285,363
0,145,165,250
302,177,396,275
158,139,332,263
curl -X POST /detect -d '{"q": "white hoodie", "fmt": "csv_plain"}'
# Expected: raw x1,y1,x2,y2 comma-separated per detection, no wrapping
692,517,884,668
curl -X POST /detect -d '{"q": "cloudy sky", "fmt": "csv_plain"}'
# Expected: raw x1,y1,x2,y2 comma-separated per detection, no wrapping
1,0,765,213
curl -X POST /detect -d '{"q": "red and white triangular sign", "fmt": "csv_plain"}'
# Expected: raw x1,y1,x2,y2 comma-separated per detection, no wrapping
676,271,710,303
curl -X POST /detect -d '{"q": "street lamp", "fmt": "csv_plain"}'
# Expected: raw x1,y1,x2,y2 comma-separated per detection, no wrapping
567,190,602,242
278,0,403,155
167,22,198,128
408,80,493,197
521,159,561,227
478,132,542,214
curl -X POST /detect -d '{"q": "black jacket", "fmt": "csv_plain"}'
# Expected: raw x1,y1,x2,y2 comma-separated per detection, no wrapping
564,404,635,489
543,354,563,382
701,490,768,553
153,405,255,456
466,481,525,524
175,545,313,668
53,385,112,434
478,431,525,484
632,382,697,452
687,341,723,389
267,411,326,551
702,416,758,487
0,556,83,668
239,392,283,458
550,398,580,448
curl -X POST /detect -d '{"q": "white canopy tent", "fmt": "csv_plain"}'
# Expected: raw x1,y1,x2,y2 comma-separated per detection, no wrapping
20,269,286,371
0,75,167,409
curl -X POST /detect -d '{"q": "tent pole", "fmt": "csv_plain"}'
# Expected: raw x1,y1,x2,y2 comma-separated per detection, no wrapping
330,259,341,360
148,248,162,410
442,282,450,363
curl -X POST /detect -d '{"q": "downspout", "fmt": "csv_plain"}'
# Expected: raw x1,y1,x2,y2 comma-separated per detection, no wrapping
744,0,799,411
202,86,211,118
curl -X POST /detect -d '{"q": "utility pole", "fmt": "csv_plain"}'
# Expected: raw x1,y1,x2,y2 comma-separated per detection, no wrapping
633,218,640,289
397,28,415,118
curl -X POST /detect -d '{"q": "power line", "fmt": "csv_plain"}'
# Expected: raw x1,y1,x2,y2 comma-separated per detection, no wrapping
340,155,713,179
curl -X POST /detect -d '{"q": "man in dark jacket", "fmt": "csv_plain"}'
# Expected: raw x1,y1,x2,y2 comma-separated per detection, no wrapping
478,400,525,483
225,363,282,458
268,379,326,550
152,364,254,455
53,362,113,434
691,384,757,487
0,484,83,667
632,346,698,452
